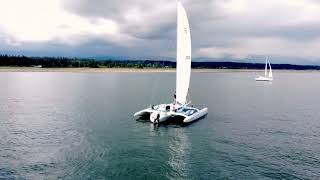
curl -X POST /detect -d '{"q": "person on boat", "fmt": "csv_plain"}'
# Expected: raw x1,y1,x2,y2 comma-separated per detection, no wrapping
171,92,177,112
170,104,176,112
156,113,160,124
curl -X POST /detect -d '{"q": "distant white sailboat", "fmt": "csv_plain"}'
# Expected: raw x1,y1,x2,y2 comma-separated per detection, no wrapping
255,57,273,81
134,0,208,124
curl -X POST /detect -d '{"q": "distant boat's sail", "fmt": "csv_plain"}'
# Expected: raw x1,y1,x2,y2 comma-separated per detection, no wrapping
268,61,273,78
176,1,192,105
264,57,268,77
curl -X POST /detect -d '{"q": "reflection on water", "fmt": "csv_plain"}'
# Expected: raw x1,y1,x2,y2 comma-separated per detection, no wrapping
167,128,189,179
1,71,320,179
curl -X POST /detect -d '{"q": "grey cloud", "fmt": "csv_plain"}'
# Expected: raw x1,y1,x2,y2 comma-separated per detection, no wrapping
64,0,158,20
3,0,320,64
1,34,176,59
259,23,320,41
63,0,176,39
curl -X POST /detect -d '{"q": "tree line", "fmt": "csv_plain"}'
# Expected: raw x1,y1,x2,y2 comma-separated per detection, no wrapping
1,54,320,70
0,55,170,68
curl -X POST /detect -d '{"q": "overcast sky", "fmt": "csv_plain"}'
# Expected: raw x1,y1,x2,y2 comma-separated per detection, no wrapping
1,0,320,64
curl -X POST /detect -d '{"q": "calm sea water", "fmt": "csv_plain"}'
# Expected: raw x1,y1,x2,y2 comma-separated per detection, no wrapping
1,71,320,179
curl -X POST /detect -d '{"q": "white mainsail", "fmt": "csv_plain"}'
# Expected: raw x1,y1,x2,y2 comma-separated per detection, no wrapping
176,1,192,105
264,57,268,77
268,61,273,78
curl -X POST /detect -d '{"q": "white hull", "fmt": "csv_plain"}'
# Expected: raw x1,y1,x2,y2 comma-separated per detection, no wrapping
255,76,273,81
134,103,208,124
183,107,208,123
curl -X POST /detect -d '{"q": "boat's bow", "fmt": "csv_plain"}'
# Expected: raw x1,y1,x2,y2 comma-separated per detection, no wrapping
134,108,151,117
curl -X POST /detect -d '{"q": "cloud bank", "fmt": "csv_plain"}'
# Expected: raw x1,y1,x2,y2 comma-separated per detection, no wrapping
1,0,320,64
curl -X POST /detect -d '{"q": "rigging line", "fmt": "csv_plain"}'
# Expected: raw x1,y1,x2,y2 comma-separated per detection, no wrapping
149,74,160,106
185,88,192,106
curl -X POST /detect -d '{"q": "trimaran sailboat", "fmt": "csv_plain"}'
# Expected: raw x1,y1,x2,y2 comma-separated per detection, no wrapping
255,57,273,81
134,0,208,124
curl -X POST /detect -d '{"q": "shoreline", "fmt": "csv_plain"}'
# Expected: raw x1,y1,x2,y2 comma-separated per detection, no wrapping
0,67,319,73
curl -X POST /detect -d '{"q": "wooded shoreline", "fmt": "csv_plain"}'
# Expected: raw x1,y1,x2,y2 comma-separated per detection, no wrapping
1,55,320,70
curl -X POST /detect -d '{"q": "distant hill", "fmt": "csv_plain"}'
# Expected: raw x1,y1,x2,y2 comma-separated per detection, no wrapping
1,55,320,70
